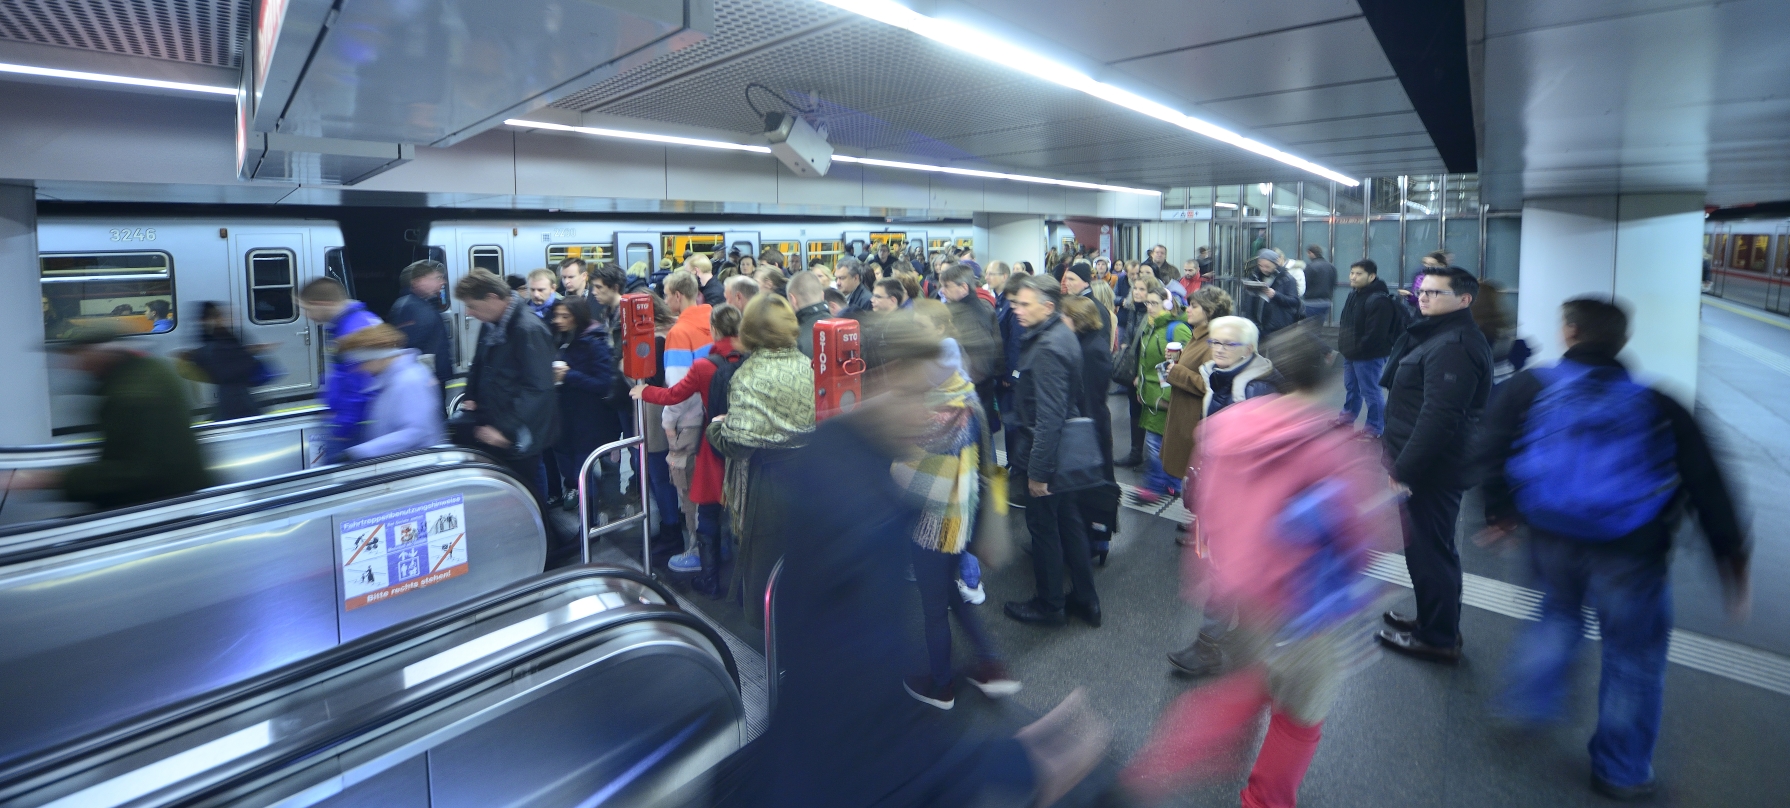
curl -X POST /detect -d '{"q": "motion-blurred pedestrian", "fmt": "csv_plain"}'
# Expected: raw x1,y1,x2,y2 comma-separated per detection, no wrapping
186,301,266,421
337,324,444,460
298,278,382,463
454,269,560,503
388,259,453,385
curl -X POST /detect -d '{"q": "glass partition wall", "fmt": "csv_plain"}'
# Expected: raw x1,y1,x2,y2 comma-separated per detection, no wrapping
1148,174,1520,305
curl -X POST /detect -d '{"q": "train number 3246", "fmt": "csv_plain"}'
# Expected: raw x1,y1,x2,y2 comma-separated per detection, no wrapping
108,227,157,242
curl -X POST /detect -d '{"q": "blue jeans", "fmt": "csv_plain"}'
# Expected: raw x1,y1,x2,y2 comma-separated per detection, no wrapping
1340,356,1386,435
1143,431,1178,496
647,450,679,528
912,545,999,689
1500,539,1671,788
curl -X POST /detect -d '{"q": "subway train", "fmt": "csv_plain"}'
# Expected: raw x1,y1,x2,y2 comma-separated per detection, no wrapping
422,218,978,373
1705,219,1790,315
37,217,353,433
33,216,976,431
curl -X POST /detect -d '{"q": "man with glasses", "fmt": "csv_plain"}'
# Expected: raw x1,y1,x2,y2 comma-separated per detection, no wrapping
1376,266,1492,663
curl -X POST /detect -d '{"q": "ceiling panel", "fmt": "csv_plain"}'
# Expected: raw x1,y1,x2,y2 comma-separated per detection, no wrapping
1202,79,1416,128
1117,16,1393,105
957,0,1361,65
0,0,248,67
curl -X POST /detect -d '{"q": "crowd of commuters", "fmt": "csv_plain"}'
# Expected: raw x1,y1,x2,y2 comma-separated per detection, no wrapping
15,235,1752,807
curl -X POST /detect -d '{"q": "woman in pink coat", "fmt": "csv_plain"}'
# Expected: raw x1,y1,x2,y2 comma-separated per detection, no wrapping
1122,332,1399,808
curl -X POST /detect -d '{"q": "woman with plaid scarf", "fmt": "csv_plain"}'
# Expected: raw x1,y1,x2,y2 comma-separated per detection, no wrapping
894,302,1022,710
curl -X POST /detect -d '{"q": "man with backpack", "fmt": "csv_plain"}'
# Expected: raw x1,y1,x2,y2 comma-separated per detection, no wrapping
1376,267,1492,663
1336,259,1404,436
1475,297,1748,801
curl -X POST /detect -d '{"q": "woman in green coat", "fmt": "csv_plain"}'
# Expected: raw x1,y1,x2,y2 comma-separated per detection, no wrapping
1135,289,1192,503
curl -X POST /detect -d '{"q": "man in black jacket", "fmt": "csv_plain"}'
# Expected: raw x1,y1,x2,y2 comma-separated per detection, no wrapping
1377,266,1491,662
789,270,829,357
1336,259,1401,436
1241,249,1302,338
838,259,873,313
389,259,454,386
1003,274,1100,628
1301,245,1338,325
1474,297,1747,801
940,263,1006,432
455,269,561,505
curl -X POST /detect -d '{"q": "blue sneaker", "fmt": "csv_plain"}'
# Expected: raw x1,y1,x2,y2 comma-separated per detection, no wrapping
668,551,701,573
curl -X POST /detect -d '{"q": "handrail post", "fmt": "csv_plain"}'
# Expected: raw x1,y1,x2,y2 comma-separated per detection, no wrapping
634,397,652,576
575,398,654,577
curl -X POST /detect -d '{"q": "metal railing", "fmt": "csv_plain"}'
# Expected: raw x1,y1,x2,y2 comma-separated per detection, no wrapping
576,399,653,570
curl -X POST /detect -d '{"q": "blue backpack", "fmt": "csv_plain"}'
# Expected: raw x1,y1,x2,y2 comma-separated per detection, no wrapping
1507,361,1678,540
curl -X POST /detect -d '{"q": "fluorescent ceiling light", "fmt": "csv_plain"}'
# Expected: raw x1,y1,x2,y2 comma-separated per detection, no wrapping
505,119,1160,196
506,119,771,153
0,61,236,96
832,154,1157,195
811,0,1360,187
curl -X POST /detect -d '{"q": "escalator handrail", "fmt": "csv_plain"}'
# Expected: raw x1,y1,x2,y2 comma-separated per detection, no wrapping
0,445,502,544
0,568,733,799
0,451,526,566
0,568,691,787
0,406,328,455
145,607,734,808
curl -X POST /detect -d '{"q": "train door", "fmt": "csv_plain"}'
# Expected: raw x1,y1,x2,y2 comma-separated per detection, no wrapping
725,231,759,264
450,227,510,373
230,228,317,396
615,232,658,280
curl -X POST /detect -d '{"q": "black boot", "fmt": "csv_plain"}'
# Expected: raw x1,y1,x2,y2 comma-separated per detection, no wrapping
1115,448,1143,468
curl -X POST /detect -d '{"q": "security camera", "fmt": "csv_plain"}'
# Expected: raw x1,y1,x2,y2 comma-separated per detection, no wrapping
764,111,832,178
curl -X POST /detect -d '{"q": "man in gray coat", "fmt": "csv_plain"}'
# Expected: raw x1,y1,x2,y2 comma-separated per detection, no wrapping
1003,274,1100,629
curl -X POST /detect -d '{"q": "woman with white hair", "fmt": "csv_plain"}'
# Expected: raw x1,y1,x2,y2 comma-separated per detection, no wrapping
337,324,446,460
1199,316,1279,418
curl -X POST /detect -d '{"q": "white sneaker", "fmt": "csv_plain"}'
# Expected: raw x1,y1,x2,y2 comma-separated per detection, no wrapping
957,579,986,605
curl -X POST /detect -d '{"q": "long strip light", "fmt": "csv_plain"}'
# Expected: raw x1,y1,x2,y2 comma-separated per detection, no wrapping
505,119,1160,196
0,61,236,96
811,0,1360,187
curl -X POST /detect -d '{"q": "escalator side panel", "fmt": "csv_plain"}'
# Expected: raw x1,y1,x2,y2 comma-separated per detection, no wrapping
0,515,340,764
335,476,546,642
424,650,741,808
309,755,431,808
0,469,544,766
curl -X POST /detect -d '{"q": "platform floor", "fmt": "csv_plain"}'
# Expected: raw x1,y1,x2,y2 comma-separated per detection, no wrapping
641,298,1790,807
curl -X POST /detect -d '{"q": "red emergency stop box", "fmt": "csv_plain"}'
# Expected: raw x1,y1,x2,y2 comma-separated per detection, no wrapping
619,293,657,380
812,318,865,421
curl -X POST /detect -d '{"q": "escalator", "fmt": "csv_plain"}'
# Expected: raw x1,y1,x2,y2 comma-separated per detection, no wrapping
0,408,330,526
0,568,743,808
0,448,548,766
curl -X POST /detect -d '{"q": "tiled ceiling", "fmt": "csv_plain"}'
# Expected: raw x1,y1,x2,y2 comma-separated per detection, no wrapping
0,0,247,68
548,0,1446,187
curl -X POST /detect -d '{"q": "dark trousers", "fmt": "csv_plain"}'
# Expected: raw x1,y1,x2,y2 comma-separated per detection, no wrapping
1125,386,1144,456
912,545,999,689
1500,538,1670,788
1025,489,1097,612
646,450,679,528
1403,482,1465,647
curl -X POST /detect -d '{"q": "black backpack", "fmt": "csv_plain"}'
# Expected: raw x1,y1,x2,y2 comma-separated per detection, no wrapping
704,348,747,433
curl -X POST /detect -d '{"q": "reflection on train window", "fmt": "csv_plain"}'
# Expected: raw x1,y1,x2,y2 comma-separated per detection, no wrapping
546,244,613,268
869,232,906,253
40,251,177,340
469,245,503,274
766,241,801,263
1712,234,1728,267
248,249,299,324
806,240,842,268
1730,234,1769,272
1777,236,1789,275
624,243,653,274
324,247,354,297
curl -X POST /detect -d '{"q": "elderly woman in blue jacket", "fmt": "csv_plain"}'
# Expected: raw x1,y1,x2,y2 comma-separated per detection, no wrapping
338,325,446,460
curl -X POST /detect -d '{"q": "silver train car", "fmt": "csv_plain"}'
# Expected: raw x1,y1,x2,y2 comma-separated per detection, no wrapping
1704,219,1790,316
425,219,977,373
37,217,350,432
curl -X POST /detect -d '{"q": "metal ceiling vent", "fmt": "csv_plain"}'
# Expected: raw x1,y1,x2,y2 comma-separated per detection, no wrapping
0,0,249,67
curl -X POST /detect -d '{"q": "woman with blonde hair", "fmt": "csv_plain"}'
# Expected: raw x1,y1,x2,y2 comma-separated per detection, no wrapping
336,324,445,460
707,293,815,628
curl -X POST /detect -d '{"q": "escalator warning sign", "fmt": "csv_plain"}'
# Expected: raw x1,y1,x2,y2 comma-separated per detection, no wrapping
339,494,470,611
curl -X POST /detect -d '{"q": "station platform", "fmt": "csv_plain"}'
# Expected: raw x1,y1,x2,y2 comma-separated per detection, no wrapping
630,298,1790,807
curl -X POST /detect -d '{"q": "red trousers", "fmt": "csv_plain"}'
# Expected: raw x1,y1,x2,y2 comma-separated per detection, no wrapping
1122,668,1325,808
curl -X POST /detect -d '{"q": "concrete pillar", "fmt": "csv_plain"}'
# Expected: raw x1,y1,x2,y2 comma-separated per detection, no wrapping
980,213,1046,273
1517,193,1704,402
0,182,51,444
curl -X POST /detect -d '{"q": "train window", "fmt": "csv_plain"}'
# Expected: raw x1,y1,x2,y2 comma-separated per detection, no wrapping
1747,235,1770,272
324,247,354,298
731,240,754,258
662,233,724,263
469,245,503,274
806,240,842,269
765,240,800,263
624,243,653,274
869,233,906,254
41,251,177,340
247,249,299,324
546,244,613,268
1777,236,1789,275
